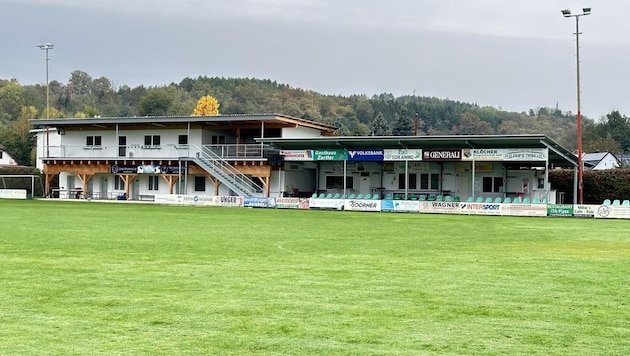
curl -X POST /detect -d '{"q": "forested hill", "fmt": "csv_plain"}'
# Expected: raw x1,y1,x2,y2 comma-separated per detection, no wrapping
2,71,630,166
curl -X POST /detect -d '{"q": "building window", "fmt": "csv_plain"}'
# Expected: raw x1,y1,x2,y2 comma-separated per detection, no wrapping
211,135,226,144
398,173,417,190
178,135,188,145
148,176,159,191
325,176,353,190
482,177,504,193
86,135,102,146
144,135,161,146
114,175,124,190
194,176,206,192
420,173,440,190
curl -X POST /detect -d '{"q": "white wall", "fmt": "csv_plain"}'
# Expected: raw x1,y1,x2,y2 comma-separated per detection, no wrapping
281,126,322,138
0,149,16,165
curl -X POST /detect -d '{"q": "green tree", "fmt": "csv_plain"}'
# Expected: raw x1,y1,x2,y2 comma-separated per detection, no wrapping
369,112,390,136
138,87,176,116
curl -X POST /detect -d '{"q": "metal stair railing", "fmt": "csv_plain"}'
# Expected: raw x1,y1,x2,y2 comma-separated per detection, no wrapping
191,144,263,197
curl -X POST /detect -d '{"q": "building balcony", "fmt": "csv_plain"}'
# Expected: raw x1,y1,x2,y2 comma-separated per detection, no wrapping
40,144,277,161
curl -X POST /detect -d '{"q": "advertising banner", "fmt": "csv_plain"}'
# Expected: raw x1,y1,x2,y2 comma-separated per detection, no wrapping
459,202,502,215
244,197,275,208
422,149,462,161
308,198,345,210
418,201,460,214
343,199,382,212
392,200,420,212
275,197,310,209
593,204,630,219
312,149,346,161
573,204,596,218
182,194,216,206
155,194,184,205
280,150,313,161
111,164,186,174
381,200,395,212
461,148,548,162
502,204,547,217
347,149,384,161
213,196,244,207
383,149,423,161
0,189,27,199
547,204,574,217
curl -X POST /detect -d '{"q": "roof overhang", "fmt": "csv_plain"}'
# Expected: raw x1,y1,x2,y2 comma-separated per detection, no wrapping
30,113,338,135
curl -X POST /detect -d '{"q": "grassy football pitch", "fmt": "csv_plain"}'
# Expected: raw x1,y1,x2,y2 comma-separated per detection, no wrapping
1,200,630,355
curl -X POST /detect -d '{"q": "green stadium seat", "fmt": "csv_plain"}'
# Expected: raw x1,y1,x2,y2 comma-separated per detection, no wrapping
419,194,427,201
372,193,380,200
513,197,521,204
393,193,401,200
454,196,460,202
333,193,340,199
613,199,621,206
436,195,443,201
532,197,540,204
466,196,474,202
318,193,325,198
494,197,502,203
385,193,393,200
484,197,493,203
522,197,530,204
603,199,611,206
325,193,333,199
503,197,511,204
444,196,453,202
348,193,356,199
623,200,630,206
428,194,436,201
311,192,318,198
356,193,364,199
541,198,547,204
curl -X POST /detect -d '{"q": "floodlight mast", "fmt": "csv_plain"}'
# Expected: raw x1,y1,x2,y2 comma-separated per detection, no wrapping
561,8,590,204
36,43,54,119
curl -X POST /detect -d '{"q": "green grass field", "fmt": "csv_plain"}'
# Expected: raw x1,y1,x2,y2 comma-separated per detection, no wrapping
1,200,630,355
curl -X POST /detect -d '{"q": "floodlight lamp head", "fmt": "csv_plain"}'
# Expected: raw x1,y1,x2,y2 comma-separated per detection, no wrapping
583,8,591,15
561,9,571,17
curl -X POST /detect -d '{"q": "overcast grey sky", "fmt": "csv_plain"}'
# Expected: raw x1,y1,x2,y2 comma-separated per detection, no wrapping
1,0,629,119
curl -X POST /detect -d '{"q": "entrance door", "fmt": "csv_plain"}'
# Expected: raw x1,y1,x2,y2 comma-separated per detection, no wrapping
100,177,108,200
66,176,75,197
118,136,127,157
131,179,140,200
360,173,371,195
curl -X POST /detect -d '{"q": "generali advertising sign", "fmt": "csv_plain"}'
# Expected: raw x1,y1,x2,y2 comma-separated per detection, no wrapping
422,149,462,161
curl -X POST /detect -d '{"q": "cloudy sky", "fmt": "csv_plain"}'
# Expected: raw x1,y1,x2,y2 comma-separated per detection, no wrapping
1,0,629,119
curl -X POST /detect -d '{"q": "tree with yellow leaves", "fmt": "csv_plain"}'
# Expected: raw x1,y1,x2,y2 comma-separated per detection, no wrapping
192,95,220,116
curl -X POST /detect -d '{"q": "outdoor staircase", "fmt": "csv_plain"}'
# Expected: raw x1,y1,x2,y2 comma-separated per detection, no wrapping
192,145,263,197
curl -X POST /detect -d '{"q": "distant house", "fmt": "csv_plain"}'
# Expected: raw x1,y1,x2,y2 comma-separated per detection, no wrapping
0,144,18,166
582,152,621,170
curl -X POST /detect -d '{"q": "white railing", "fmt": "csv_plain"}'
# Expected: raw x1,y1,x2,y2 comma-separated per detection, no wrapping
41,143,272,160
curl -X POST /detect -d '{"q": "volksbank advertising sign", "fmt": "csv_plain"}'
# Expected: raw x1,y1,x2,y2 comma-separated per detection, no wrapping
347,149,384,161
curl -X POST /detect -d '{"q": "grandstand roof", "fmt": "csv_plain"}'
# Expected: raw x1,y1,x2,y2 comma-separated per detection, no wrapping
257,134,577,168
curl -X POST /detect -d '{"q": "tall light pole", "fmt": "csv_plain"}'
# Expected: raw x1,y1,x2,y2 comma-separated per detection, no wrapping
561,8,590,204
37,43,54,119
